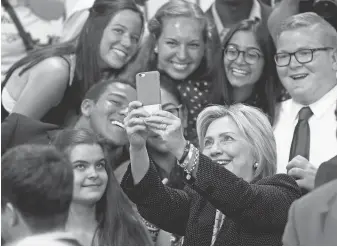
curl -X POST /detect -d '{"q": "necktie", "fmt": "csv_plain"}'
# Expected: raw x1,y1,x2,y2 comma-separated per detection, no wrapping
289,107,313,161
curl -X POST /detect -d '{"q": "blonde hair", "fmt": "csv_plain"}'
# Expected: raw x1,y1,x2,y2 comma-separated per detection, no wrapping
275,12,337,48
196,104,277,180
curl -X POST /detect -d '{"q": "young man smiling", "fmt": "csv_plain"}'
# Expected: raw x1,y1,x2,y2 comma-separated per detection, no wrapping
1,78,137,164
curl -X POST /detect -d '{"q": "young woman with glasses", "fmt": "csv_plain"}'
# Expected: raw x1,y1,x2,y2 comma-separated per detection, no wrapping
220,19,282,124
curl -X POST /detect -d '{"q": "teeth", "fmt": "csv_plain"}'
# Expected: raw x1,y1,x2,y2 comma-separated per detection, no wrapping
291,74,308,80
216,160,231,165
232,68,248,76
112,49,127,58
172,62,188,70
111,121,125,129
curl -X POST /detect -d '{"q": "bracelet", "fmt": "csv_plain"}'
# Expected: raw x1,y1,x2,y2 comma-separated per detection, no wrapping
178,146,193,169
184,145,200,180
178,141,190,164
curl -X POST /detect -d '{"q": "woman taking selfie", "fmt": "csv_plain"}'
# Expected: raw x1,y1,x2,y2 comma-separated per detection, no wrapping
121,101,301,245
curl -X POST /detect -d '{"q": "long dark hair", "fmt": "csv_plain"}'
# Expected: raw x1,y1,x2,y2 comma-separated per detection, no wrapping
120,0,224,104
52,128,153,246
2,0,144,106
220,19,280,124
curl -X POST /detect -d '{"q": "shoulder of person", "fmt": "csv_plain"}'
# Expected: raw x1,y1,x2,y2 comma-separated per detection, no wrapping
255,173,301,192
293,180,337,214
33,56,70,74
29,56,71,85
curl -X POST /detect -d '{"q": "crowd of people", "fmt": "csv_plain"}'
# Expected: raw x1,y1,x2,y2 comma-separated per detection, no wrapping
1,0,337,245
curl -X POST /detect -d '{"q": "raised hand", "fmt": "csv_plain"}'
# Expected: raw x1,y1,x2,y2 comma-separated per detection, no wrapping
145,110,187,160
124,101,150,150
286,155,317,191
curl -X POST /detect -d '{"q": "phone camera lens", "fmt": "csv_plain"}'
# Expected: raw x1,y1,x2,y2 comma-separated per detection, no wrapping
139,73,145,78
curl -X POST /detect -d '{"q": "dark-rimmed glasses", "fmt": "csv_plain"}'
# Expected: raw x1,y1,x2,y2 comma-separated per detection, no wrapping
224,45,264,65
274,47,333,67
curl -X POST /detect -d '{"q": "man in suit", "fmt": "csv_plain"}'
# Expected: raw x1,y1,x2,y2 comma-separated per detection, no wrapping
314,103,337,188
282,179,337,245
273,13,337,192
1,78,136,160
205,0,272,45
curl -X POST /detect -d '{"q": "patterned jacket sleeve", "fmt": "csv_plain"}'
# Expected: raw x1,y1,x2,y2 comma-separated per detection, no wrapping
187,154,301,231
121,159,191,236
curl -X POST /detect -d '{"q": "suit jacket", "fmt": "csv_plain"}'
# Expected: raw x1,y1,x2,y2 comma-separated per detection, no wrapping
283,180,337,245
122,154,301,246
1,113,60,155
206,0,272,46
315,155,337,188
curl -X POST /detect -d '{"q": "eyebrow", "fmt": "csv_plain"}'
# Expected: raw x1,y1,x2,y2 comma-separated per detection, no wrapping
111,23,127,29
277,46,314,53
204,131,236,139
227,43,261,51
164,37,201,43
107,92,127,99
73,158,106,164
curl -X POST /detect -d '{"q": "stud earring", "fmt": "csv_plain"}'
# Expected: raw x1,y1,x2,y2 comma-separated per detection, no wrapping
253,162,259,170
154,46,158,53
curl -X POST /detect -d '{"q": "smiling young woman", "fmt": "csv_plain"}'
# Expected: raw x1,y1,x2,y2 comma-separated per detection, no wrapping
1,0,144,126
51,128,153,246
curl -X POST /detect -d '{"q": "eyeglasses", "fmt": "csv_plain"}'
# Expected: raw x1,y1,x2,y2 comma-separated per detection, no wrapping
224,45,263,65
162,104,183,117
274,47,333,67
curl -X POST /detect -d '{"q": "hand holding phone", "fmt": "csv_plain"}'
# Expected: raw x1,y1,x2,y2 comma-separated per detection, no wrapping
136,71,161,115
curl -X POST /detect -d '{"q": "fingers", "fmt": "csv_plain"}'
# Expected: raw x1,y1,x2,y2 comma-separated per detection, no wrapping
152,110,178,119
125,107,150,124
286,155,310,171
288,167,306,179
127,125,147,134
126,117,146,128
128,101,143,111
145,115,172,124
146,122,166,131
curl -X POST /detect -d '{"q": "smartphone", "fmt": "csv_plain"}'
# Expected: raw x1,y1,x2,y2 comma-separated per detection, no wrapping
136,71,161,115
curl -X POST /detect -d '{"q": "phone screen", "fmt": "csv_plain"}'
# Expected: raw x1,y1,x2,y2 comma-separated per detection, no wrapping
136,71,161,106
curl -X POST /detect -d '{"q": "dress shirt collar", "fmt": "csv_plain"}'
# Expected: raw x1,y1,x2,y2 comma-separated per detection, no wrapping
289,84,337,122
212,0,262,36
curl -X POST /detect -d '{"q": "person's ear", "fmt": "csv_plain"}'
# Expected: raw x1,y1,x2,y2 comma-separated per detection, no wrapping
81,99,95,117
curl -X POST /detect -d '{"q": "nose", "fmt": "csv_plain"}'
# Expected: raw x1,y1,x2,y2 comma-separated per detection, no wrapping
234,51,246,65
209,142,223,158
87,166,98,180
176,45,188,60
288,54,302,69
119,106,129,117
120,34,132,48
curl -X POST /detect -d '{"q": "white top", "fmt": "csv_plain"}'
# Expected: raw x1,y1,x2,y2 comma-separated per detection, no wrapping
273,85,337,174
211,0,262,42
1,4,63,80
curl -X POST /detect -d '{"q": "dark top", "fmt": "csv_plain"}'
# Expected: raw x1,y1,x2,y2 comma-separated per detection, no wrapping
1,56,80,126
121,154,301,246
